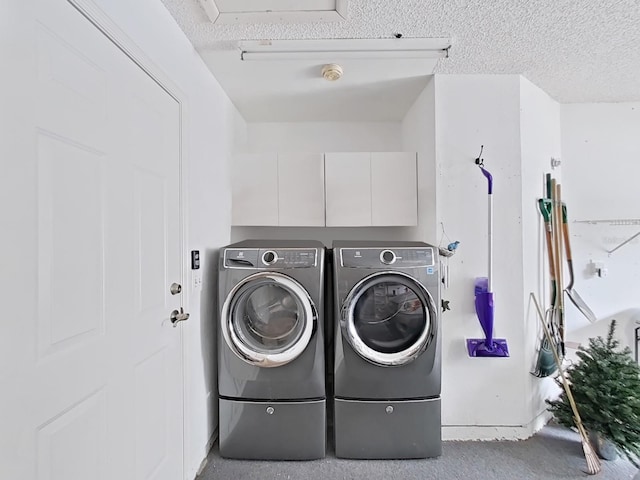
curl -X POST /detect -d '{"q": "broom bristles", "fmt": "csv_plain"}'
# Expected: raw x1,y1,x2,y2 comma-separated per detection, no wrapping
576,421,601,475
583,442,601,475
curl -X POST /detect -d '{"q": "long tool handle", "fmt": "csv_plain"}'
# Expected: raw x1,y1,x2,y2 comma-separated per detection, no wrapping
555,183,565,356
487,183,493,292
538,198,556,304
480,166,493,293
561,204,575,291
543,174,555,305
530,293,601,474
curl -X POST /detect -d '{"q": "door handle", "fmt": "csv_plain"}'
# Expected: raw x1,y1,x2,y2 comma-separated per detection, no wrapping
170,307,190,327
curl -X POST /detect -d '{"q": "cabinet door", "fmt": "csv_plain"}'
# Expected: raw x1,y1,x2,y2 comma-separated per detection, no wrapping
325,152,372,227
278,153,325,226
371,152,418,226
232,153,279,226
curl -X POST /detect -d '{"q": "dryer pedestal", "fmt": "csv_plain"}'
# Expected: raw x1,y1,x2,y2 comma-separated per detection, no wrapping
334,397,441,459
219,398,326,460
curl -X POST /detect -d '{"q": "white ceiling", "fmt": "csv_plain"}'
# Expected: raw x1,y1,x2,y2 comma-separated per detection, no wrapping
161,0,640,121
199,49,437,122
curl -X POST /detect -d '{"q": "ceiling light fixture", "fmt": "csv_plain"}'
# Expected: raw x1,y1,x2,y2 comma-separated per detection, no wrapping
239,38,451,61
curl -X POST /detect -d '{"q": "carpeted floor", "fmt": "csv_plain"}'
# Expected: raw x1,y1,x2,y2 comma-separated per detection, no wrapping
197,424,637,480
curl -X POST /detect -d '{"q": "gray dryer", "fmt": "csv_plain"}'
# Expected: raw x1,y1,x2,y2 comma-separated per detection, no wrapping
332,240,441,459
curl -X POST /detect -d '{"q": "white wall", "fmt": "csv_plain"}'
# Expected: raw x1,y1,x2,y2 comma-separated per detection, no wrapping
402,79,438,244
245,122,403,152
87,1,237,477
561,103,640,329
232,77,567,441
434,75,532,439
519,77,562,430
231,121,414,245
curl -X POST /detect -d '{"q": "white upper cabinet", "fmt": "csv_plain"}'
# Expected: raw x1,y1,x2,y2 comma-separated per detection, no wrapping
371,152,418,226
277,153,325,226
325,152,418,227
325,152,372,227
232,152,279,226
232,152,325,226
232,151,417,227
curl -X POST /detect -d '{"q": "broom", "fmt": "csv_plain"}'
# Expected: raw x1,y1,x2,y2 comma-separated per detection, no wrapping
530,292,601,475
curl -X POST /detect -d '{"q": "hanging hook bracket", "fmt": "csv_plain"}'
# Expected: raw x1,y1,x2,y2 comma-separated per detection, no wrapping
475,145,484,166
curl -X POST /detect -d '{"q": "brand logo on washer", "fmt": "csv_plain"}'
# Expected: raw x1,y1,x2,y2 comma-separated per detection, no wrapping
426,267,435,274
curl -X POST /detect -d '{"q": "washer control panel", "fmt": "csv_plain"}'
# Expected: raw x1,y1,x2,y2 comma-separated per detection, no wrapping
340,247,434,268
224,248,317,268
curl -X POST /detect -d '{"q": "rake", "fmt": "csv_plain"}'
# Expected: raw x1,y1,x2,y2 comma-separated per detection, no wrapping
531,293,601,475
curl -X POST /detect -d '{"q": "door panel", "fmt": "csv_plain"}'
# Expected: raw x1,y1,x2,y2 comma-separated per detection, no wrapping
36,389,108,480
36,10,109,152
324,152,372,227
232,153,279,226
136,169,168,313
277,153,325,226
37,133,106,357
134,350,169,479
1,1,184,479
371,152,418,226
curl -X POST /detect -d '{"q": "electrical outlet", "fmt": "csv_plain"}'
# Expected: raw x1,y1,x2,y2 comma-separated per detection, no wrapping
589,260,607,278
192,271,202,289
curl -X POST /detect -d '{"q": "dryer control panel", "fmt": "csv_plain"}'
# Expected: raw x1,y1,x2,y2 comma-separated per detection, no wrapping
224,248,318,268
340,247,434,268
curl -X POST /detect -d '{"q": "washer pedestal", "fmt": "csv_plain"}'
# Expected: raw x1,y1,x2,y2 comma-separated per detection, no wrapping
219,398,326,460
334,397,441,459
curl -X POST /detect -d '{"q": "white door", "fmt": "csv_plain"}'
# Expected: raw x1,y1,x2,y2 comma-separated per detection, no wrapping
1,1,184,479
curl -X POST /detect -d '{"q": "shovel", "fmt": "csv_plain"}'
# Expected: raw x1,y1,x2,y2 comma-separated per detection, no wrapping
532,196,561,377
561,204,597,323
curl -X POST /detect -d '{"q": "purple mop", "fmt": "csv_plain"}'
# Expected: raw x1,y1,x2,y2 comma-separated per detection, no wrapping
466,160,509,358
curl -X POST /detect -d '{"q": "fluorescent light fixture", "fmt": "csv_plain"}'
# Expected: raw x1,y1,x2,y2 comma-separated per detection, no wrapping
239,38,450,61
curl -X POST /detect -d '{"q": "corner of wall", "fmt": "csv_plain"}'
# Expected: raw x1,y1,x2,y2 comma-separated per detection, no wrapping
518,76,563,428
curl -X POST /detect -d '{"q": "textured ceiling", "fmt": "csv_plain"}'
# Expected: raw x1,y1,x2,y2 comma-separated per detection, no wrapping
161,0,640,104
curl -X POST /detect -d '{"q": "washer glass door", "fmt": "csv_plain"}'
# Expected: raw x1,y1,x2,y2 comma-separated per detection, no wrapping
222,271,316,367
343,271,436,366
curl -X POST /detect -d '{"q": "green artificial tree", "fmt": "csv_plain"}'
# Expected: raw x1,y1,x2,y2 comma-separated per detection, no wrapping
547,320,640,467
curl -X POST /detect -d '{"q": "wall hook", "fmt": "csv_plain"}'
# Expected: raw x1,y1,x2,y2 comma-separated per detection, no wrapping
474,145,484,166
551,157,561,169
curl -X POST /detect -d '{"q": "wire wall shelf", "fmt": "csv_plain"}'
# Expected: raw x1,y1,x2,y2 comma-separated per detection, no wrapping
574,218,640,226
573,219,640,255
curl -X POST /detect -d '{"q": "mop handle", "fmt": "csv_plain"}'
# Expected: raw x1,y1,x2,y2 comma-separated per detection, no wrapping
479,167,493,292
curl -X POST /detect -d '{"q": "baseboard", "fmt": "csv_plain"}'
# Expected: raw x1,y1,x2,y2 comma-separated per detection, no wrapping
443,410,552,441
206,427,218,454
194,428,218,478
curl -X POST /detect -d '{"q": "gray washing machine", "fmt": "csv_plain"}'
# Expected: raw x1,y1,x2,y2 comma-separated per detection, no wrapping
332,240,441,459
218,240,326,460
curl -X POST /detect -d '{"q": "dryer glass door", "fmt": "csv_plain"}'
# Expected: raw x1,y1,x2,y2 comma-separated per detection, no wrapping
222,271,316,367
343,271,436,366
